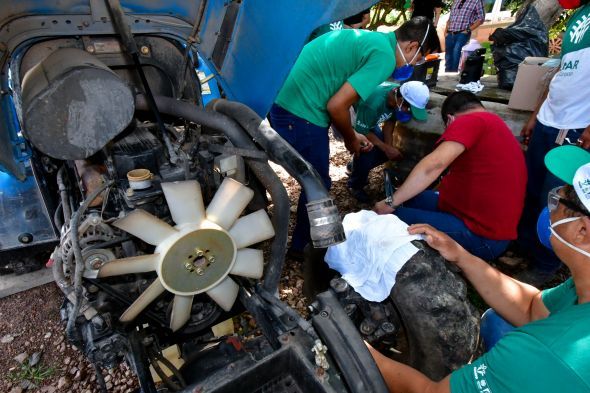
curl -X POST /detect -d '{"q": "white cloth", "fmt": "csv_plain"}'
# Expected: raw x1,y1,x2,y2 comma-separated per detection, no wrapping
324,210,421,302
456,80,484,93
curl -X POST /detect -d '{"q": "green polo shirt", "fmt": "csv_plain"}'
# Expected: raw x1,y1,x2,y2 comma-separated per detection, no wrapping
275,29,397,128
354,82,399,135
450,278,590,393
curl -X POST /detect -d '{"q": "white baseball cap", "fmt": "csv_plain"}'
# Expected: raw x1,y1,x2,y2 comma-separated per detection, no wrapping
400,81,430,121
545,145,590,212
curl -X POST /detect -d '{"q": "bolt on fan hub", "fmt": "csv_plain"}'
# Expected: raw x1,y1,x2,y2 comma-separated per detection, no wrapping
158,228,236,296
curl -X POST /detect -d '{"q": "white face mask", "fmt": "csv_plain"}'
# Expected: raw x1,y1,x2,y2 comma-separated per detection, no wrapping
550,217,590,259
396,23,430,66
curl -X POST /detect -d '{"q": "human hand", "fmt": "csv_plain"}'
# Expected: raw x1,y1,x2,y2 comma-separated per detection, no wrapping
357,134,374,153
577,125,590,149
373,199,395,215
382,145,403,161
520,117,536,146
407,223,468,263
346,134,373,158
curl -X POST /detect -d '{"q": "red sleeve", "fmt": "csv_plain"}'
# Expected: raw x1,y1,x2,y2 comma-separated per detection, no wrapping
437,114,484,150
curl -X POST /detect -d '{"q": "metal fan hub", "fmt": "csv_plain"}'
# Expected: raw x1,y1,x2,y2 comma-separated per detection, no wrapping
157,228,236,296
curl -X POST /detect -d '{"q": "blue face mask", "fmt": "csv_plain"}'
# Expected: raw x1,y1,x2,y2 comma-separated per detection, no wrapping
392,24,429,82
392,64,415,82
536,206,590,258
395,109,412,123
537,206,553,250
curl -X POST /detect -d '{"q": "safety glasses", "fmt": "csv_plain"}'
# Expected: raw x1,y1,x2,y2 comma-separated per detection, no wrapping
548,186,590,216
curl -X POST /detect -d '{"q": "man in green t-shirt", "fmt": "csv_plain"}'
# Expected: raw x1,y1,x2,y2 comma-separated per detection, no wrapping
367,144,590,392
269,17,440,257
347,80,429,203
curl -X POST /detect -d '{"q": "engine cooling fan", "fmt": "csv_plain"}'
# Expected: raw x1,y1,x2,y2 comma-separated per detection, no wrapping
98,178,275,331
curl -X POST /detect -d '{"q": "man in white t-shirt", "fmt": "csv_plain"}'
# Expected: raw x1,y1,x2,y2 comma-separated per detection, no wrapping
518,1,590,285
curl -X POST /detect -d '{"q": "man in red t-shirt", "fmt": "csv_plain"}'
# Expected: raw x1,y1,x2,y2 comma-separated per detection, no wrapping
374,91,527,259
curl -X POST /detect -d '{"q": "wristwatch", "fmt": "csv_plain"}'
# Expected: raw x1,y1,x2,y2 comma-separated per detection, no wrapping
465,27,471,33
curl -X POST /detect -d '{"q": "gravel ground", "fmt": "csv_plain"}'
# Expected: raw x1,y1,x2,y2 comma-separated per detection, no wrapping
0,133,569,392
0,284,139,393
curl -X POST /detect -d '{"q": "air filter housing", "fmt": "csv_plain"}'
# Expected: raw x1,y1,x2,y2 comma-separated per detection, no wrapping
21,47,134,160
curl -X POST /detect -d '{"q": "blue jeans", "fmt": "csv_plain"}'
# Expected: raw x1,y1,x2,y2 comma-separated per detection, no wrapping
395,190,509,260
269,104,331,252
348,127,387,190
480,309,515,351
445,32,470,72
517,121,586,273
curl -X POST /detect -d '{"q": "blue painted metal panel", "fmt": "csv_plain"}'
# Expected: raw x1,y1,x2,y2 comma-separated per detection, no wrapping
196,0,379,116
0,1,199,25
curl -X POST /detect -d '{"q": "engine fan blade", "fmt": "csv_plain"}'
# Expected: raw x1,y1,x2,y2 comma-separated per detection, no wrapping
120,279,166,322
229,209,275,249
206,277,239,312
161,181,206,227
230,248,264,279
170,295,194,332
113,210,177,246
206,178,254,229
98,254,159,277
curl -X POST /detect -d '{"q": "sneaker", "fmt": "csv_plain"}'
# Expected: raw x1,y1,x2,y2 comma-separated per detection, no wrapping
349,187,371,204
345,161,354,177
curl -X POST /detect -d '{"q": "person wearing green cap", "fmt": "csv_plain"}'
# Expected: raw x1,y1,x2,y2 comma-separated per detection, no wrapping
270,17,440,258
367,143,590,393
347,80,430,203
374,91,526,260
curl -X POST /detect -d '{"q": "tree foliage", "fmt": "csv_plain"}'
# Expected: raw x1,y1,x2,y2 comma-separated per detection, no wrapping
367,0,409,30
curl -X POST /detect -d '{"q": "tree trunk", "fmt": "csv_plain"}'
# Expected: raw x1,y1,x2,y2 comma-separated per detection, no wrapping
518,0,563,29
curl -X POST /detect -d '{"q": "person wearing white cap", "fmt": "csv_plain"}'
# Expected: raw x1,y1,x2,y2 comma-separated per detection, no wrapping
374,91,527,260
368,144,590,393
347,80,430,203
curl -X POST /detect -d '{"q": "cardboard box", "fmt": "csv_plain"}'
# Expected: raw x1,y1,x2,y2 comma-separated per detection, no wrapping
508,57,556,112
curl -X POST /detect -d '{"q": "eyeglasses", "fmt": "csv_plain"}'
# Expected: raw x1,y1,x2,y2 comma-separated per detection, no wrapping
548,186,590,216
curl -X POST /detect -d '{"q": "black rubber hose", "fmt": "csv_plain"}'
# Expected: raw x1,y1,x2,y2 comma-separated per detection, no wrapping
209,99,329,202
66,181,113,340
53,201,63,231
57,166,71,223
209,99,345,249
135,94,289,294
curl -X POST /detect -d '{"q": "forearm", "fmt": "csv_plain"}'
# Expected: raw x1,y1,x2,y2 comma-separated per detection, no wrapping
330,107,356,145
366,131,388,151
392,155,444,206
369,345,450,393
469,19,483,31
382,121,395,146
434,7,441,25
455,252,542,326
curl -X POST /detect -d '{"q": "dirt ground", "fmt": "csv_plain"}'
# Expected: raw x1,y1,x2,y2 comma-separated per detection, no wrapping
0,133,568,392
0,134,378,393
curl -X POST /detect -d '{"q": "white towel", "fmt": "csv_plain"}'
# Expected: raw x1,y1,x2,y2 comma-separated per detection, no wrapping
325,210,421,302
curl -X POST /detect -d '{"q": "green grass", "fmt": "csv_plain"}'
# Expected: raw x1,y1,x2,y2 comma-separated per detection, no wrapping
480,42,496,76
8,362,56,386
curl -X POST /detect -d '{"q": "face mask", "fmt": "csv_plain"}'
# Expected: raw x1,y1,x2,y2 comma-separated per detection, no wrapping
392,24,430,82
537,206,590,258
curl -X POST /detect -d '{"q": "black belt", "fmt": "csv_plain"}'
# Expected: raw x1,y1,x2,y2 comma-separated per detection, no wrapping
448,30,469,34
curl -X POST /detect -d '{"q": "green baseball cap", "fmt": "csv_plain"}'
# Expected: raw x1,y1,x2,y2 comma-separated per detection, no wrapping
545,145,590,185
